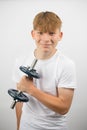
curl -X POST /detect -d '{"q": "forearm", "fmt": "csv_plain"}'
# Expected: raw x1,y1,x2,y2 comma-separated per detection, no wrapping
29,87,73,115
15,102,23,130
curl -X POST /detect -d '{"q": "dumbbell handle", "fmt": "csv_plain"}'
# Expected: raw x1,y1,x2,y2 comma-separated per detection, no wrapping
10,99,18,109
28,59,38,70
10,91,22,109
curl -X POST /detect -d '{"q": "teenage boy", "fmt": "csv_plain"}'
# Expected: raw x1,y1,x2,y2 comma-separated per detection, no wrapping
14,11,76,130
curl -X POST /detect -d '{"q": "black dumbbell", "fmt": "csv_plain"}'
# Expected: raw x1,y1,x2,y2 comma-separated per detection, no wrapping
8,59,40,109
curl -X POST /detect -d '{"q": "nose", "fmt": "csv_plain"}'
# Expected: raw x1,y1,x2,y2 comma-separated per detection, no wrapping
40,33,51,44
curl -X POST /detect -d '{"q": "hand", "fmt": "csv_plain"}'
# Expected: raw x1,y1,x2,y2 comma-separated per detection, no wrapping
17,76,35,95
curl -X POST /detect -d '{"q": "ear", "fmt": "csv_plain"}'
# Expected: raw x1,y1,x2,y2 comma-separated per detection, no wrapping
31,30,35,39
59,32,63,41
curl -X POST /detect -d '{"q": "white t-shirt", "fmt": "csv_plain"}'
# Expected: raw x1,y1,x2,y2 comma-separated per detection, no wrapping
13,50,76,130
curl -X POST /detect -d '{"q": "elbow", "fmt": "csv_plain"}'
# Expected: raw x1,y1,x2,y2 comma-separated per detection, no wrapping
59,109,69,115
56,106,70,115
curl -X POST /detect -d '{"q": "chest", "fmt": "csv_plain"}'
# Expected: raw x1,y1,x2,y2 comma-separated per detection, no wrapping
34,61,59,95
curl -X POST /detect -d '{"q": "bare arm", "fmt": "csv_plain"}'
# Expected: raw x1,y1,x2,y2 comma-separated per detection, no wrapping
15,102,23,130
15,84,23,130
17,76,74,115
31,87,74,115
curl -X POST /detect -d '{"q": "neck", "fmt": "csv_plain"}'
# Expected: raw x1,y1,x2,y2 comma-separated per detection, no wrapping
34,49,57,60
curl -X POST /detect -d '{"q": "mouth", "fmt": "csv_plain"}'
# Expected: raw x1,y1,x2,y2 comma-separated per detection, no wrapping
38,40,54,50
41,44,50,48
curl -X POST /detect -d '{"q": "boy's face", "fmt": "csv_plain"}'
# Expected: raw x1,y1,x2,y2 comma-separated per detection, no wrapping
31,28,63,54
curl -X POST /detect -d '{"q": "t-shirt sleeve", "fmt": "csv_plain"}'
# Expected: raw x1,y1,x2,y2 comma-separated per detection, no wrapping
57,60,77,89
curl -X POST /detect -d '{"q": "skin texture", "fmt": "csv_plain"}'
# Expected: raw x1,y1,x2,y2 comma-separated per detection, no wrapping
16,29,74,130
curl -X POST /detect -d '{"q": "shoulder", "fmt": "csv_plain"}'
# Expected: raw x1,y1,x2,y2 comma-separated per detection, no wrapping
58,51,76,69
56,52,77,88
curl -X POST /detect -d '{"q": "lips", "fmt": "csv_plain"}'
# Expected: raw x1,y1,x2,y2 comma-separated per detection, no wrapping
41,44,50,48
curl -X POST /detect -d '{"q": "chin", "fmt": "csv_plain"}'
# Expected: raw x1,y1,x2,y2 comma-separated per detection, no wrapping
42,49,50,53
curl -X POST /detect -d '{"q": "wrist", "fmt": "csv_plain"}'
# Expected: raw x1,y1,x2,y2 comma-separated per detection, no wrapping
27,84,37,96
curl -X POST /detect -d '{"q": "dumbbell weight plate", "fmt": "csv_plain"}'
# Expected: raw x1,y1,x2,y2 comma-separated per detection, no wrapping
19,66,40,79
8,89,29,102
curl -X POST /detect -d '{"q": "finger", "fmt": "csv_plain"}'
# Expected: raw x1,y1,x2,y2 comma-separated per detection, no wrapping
26,76,33,81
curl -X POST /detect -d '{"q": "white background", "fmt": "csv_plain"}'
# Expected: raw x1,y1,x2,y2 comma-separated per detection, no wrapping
0,0,87,130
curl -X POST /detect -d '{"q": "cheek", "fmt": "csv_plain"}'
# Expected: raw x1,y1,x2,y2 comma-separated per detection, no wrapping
35,40,41,47
52,38,59,47
52,37,59,43
35,36,41,43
